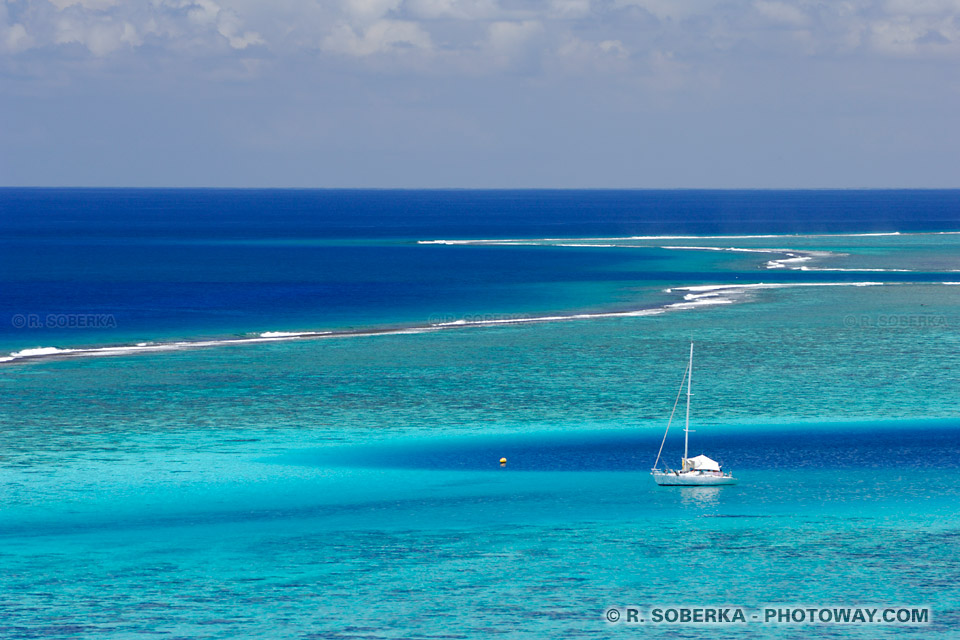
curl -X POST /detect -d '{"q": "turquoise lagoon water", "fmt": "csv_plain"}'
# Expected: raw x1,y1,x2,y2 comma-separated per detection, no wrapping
2,190,960,638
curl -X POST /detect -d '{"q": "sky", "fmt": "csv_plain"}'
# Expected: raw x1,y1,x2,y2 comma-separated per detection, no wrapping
1,0,958,188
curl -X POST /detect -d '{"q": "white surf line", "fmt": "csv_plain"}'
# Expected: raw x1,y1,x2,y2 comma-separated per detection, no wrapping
429,308,666,329
416,231,931,245
258,331,330,338
553,243,620,248
799,267,960,273
783,263,960,273
420,239,838,271
431,281,895,323
0,331,336,364
419,232,959,274
4,280,947,366
657,245,842,271
661,281,891,310
658,245,956,273
667,282,886,294
793,267,915,272
1,309,664,364
0,294,746,364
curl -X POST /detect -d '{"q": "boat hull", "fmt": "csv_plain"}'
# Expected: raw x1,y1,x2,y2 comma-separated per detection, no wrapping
652,471,738,486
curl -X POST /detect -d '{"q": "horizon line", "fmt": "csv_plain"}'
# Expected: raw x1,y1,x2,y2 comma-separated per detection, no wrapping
3,186,960,192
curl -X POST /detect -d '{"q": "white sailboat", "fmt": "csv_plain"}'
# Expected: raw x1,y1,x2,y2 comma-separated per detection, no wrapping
651,343,738,486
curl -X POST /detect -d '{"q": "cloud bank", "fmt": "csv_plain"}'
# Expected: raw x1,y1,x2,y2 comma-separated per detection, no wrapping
2,0,959,66
1,0,958,188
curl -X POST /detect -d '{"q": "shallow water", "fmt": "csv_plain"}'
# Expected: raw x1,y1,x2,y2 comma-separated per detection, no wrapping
3,439,958,639
2,190,959,638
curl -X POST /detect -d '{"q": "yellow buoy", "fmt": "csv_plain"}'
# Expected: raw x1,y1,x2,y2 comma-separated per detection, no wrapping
499,457,507,466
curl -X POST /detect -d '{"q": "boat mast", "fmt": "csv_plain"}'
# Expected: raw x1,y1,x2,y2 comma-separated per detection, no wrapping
683,342,693,469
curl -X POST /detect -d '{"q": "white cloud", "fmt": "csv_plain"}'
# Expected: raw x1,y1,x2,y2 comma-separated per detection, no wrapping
614,0,724,22
1,2,33,53
2,22,32,53
186,0,221,26
486,20,542,54
557,36,627,60
216,9,264,49
869,16,958,54
41,0,267,55
599,39,628,56
49,0,122,10
341,0,403,23
55,16,141,56
554,35,629,75
753,1,809,27
883,0,960,16
550,0,592,19
870,19,923,54
1,0,959,68
405,0,501,20
323,19,432,56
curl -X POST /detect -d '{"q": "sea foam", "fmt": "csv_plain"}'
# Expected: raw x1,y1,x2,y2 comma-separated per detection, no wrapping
3,281,909,366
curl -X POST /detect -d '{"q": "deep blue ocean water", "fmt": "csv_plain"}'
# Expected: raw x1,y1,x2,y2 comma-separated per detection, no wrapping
1,189,960,638
3,188,960,352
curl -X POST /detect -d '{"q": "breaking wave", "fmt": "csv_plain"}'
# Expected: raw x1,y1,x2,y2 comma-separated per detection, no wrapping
3,281,906,366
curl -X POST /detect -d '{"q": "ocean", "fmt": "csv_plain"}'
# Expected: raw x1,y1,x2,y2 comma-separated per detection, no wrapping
1,189,959,638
